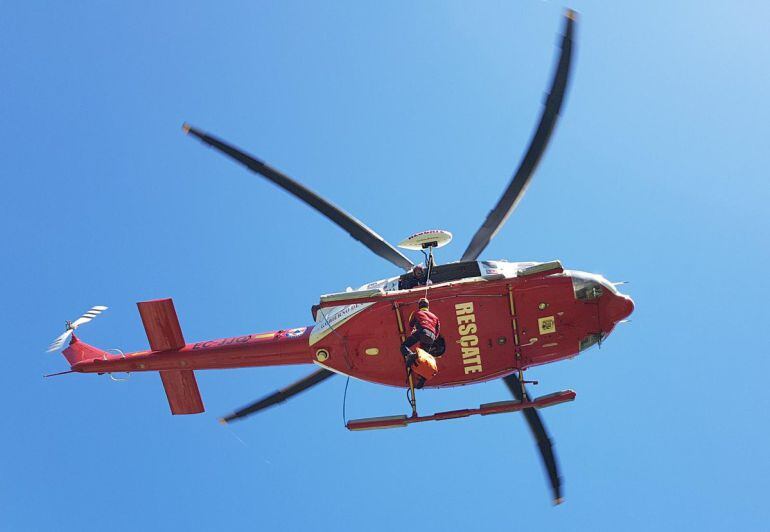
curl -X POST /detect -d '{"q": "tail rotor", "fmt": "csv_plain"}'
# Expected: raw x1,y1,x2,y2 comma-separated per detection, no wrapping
46,306,108,352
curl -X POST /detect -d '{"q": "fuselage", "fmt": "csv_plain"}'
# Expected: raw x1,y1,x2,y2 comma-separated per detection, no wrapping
310,259,634,387
65,260,633,391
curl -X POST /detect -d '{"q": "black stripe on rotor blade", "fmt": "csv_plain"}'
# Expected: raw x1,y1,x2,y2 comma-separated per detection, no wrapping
220,368,336,424
503,373,563,504
461,10,576,262
183,124,414,272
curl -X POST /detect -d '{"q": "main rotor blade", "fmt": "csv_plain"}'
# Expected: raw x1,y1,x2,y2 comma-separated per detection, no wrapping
220,368,335,424
503,373,563,504
461,10,576,262
183,124,414,271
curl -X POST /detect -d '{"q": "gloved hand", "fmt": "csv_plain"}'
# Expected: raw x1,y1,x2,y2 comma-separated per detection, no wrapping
404,351,417,368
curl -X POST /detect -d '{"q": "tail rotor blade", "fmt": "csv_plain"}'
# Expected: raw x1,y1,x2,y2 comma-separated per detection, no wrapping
71,305,109,329
503,373,564,504
46,329,74,353
47,305,108,353
220,368,335,424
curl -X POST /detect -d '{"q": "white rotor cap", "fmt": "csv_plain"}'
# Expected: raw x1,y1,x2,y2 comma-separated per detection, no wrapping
398,230,453,251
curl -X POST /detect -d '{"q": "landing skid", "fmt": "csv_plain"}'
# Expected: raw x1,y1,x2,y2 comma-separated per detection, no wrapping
346,389,576,431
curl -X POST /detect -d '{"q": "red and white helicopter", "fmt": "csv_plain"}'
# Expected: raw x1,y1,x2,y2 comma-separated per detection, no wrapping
47,10,633,504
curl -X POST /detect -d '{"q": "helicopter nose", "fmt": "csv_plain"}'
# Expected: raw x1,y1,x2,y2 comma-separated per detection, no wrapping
601,292,634,327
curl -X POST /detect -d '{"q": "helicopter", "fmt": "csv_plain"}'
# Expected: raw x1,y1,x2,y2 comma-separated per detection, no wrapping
46,10,634,504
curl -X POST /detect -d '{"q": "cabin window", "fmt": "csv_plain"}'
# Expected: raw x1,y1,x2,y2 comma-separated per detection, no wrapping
398,261,481,289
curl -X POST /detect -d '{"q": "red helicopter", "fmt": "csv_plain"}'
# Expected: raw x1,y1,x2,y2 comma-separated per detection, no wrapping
47,10,633,504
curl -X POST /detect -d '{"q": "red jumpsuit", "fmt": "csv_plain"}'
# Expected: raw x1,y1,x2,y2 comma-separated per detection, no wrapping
401,309,441,356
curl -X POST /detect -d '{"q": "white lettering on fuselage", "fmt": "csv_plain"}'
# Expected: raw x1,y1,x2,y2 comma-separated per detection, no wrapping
455,302,482,375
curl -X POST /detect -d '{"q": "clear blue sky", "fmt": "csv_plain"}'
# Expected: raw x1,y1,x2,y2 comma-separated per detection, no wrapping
3,1,769,530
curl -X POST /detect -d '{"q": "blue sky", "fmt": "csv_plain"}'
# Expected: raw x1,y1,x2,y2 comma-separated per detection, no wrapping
3,1,769,530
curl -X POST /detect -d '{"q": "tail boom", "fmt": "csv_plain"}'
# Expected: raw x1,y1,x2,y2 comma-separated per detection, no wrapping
64,327,314,374
55,297,314,417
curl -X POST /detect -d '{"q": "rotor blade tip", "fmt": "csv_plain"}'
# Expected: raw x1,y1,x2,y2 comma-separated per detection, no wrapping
553,497,564,505
218,417,229,425
181,122,191,134
565,8,578,21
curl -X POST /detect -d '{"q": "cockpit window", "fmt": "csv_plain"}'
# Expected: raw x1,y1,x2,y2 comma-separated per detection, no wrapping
579,333,603,351
569,271,617,300
574,278,603,301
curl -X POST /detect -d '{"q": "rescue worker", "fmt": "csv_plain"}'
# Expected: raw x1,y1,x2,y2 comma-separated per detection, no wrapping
401,297,441,372
399,264,426,290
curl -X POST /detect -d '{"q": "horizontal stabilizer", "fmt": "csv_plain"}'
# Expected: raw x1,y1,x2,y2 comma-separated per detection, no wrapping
137,298,185,351
160,369,204,415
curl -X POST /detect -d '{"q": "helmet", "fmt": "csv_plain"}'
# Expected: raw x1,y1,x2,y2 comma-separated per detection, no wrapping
418,298,429,309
